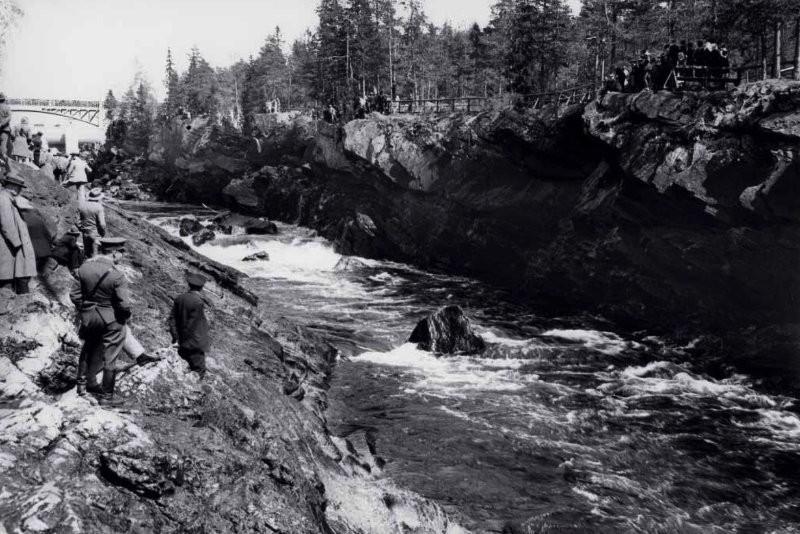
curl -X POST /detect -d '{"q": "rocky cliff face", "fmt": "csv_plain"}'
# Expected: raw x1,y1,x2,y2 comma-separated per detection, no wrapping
0,163,466,533
138,81,799,373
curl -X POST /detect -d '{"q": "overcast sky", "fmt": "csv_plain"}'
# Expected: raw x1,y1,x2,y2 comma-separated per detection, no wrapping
0,0,581,101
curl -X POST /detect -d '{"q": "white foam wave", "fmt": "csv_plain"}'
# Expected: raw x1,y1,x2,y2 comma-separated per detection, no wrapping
355,343,530,393
540,329,640,355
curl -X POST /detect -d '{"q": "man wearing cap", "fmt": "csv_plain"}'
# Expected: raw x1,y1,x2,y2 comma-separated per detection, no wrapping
78,187,106,258
0,171,36,296
77,187,106,259
0,93,10,162
169,272,211,378
70,237,132,404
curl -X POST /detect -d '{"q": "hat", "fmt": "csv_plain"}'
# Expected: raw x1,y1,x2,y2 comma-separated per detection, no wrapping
186,271,208,288
88,187,103,198
2,172,26,188
99,237,127,252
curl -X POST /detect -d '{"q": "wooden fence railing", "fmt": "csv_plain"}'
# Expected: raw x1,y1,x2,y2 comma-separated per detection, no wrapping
393,84,597,115
737,60,798,84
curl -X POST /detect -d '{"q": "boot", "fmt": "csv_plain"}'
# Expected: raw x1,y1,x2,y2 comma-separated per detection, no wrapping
136,352,162,365
97,370,122,407
97,393,124,407
76,378,86,397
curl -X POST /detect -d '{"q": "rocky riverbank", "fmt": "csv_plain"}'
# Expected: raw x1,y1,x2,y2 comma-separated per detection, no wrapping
0,162,467,533
123,81,800,379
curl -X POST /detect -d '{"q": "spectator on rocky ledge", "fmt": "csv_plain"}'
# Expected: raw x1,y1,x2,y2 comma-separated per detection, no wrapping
0,170,36,298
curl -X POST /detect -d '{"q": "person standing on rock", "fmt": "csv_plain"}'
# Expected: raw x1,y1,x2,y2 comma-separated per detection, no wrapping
10,118,33,164
0,171,36,297
77,187,106,258
169,271,211,379
70,237,160,404
64,153,92,202
13,195,57,295
0,93,11,162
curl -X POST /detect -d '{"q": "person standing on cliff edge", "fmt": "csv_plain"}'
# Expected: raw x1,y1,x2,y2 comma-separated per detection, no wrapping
169,271,210,379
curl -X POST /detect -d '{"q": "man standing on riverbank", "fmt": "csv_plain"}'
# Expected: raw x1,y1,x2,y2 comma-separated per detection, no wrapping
70,237,132,405
169,272,210,379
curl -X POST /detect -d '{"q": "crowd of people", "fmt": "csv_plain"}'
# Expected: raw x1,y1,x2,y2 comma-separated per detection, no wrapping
607,39,733,93
0,92,211,407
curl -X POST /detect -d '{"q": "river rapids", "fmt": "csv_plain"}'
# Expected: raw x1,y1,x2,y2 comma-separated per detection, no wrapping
150,210,800,533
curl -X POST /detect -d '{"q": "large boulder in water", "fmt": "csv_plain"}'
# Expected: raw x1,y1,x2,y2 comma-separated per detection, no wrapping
408,305,486,354
179,216,203,236
242,251,270,262
192,228,216,247
245,219,279,235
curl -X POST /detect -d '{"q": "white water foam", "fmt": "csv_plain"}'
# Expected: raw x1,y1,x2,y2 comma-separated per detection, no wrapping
541,328,640,355
355,343,530,393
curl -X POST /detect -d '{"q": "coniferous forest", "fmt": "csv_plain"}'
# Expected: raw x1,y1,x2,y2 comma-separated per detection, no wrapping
105,0,800,152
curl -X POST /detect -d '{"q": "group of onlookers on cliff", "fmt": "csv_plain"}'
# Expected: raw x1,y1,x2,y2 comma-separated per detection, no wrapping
606,39,733,93
0,91,211,408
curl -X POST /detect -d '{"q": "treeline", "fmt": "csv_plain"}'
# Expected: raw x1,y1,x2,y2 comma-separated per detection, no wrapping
105,0,800,153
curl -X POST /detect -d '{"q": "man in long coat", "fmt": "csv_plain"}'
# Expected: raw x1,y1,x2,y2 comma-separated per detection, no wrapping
0,171,36,296
169,272,210,378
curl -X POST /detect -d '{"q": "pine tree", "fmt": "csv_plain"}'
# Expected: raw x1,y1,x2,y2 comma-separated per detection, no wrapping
317,0,348,103
179,46,219,118
505,0,573,94
127,82,155,153
103,90,118,121
240,28,290,130
164,48,181,117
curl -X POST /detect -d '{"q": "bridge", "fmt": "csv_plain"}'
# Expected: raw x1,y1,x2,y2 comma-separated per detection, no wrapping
7,98,103,127
5,98,106,153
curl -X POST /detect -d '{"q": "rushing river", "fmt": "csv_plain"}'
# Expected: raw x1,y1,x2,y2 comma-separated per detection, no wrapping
150,210,800,533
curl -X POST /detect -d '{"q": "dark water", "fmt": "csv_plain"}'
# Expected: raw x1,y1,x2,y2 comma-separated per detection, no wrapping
152,213,800,533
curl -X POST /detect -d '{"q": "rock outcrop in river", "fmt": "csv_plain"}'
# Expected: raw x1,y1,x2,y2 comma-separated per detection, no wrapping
0,162,467,533
136,80,800,376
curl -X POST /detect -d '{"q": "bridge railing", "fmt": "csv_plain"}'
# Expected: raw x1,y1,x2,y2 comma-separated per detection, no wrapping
393,84,597,115
6,98,101,108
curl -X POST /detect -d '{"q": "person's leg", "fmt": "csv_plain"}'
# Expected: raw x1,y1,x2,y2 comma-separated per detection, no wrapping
98,322,125,403
178,348,206,373
82,234,95,259
122,325,145,359
14,277,30,294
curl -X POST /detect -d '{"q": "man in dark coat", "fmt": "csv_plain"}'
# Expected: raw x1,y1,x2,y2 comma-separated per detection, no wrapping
169,271,210,378
51,227,84,276
14,195,54,272
70,237,133,405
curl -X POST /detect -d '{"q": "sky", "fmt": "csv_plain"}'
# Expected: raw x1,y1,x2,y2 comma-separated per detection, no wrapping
0,0,582,102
